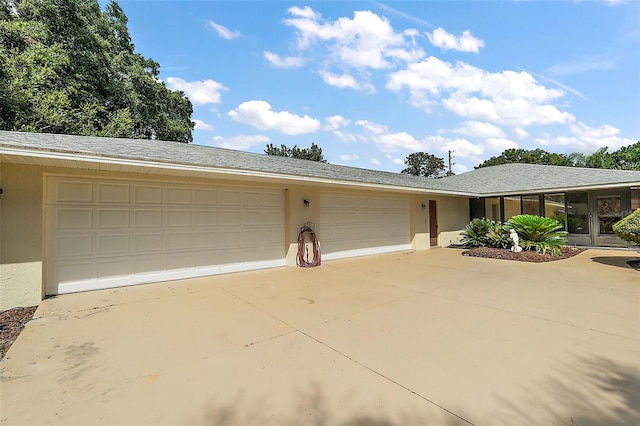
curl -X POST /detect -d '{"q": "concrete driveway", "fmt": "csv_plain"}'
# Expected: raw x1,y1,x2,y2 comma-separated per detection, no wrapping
1,248,639,426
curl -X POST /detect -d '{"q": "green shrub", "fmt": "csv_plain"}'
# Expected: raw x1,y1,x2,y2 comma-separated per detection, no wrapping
507,215,568,256
613,208,640,245
461,218,492,247
461,218,510,249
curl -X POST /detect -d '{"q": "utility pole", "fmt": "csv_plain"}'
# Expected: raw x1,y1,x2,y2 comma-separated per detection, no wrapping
447,150,455,176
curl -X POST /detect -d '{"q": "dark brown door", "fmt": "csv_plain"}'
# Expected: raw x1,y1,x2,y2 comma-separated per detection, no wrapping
429,200,438,247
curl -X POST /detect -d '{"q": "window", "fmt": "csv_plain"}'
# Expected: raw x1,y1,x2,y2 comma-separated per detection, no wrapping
503,196,521,220
522,195,540,215
484,197,500,221
566,192,589,234
544,193,566,229
631,187,640,210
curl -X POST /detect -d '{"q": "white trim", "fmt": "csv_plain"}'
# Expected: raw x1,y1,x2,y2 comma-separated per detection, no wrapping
322,244,412,261
56,259,286,294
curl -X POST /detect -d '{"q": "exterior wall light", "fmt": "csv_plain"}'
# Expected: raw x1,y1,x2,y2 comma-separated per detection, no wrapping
421,203,427,209
303,199,310,207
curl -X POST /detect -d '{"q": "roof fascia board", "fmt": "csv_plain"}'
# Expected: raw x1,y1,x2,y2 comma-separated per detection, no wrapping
479,183,640,197
0,147,476,197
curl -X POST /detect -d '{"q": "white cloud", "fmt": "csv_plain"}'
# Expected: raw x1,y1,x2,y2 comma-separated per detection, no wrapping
212,134,270,150
166,77,228,105
264,52,304,69
370,158,382,165
485,137,518,153
288,5,321,20
324,115,351,130
535,121,635,153
453,121,505,138
340,154,359,161
442,95,574,127
332,130,358,143
284,7,424,69
208,21,241,40
426,28,484,53
354,120,442,153
512,128,529,139
228,100,321,135
193,119,213,131
318,71,375,92
437,137,483,158
319,71,358,89
392,158,405,165
386,57,574,127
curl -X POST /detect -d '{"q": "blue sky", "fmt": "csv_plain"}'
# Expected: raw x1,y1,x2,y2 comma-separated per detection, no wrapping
111,0,639,173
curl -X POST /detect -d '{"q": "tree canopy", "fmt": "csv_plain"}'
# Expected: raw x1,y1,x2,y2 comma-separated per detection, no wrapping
475,143,640,171
0,0,194,142
400,152,447,178
264,143,327,162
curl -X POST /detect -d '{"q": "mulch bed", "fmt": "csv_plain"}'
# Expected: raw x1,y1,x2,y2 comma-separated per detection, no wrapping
0,306,37,361
460,246,586,263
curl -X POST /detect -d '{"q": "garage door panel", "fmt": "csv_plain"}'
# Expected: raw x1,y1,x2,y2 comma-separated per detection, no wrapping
166,210,191,227
97,259,131,280
194,189,217,205
195,211,217,226
98,209,130,228
320,193,410,259
133,257,164,276
134,210,162,227
56,208,93,229
97,234,130,255
220,190,242,206
193,232,218,249
133,233,162,253
219,210,242,226
134,185,162,204
57,235,93,258
46,177,285,295
166,187,191,205
97,183,129,203
54,180,93,203
165,232,192,251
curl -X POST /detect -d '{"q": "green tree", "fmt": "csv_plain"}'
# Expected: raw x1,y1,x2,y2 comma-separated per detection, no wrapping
611,141,640,170
0,0,193,142
264,143,327,162
476,148,574,168
401,152,446,178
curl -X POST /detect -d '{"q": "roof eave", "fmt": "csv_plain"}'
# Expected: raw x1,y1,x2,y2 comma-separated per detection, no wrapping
0,146,477,197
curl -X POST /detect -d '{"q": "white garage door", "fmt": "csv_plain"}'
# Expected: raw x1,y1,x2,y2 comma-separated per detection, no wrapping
319,192,410,260
45,176,285,295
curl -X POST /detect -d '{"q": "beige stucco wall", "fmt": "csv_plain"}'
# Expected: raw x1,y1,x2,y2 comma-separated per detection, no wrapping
428,195,469,246
1,163,45,310
410,196,430,250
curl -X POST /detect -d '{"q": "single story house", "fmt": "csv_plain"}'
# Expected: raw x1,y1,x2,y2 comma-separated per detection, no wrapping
1,130,639,310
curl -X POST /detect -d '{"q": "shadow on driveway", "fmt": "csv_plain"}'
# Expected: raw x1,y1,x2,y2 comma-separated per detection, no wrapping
590,256,640,270
497,356,640,426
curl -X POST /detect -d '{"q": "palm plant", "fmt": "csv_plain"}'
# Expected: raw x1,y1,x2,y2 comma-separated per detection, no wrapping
507,215,568,255
461,218,510,248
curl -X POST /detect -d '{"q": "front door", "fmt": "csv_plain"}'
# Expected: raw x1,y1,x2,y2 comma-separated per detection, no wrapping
590,190,629,247
429,200,438,247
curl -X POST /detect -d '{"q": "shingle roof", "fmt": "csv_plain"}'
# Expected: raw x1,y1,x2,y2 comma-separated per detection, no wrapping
1,131,639,196
439,163,640,195
0,131,465,194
